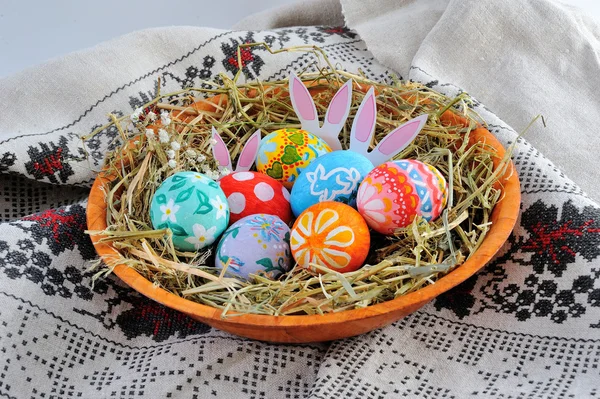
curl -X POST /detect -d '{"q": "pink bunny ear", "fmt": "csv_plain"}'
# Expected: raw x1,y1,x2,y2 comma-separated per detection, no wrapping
235,130,261,172
211,127,232,171
349,87,377,156
320,79,353,151
289,72,320,132
365,114,429,166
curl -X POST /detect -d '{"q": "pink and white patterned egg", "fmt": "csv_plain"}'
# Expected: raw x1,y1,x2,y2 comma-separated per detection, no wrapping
219,171,293,225
356,159,448,235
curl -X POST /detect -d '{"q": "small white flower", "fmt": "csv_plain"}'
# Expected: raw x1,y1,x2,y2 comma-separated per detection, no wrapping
145,129,155,140
159,199,180,223
220,168,231,176
185,149,197,158
160,111,172,126
147,111,157,121
158,129,170,143
131,107,143,122
168,160,177,169
185,224,217,249
166,150,176,159
209,138,217,145
197,154,206,162
201,164,211,173
210,196,228,220
170,141,181,151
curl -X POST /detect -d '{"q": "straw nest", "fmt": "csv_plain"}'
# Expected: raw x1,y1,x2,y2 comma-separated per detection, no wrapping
86,47,510,317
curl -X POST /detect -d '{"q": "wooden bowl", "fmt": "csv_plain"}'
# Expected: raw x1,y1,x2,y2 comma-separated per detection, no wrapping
87,103,520,343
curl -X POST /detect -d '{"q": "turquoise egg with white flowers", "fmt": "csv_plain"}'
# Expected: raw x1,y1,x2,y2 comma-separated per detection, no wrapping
150,171,229,251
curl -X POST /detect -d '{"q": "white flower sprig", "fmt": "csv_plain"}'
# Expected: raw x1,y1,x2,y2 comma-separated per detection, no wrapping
131,107,143,122
160,111,172,126
185,149,197,158
158,129,170,144
220,168,231,177
201,164,220,180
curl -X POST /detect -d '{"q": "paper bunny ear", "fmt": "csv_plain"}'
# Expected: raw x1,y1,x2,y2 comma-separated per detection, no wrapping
212,127,261,173
320,79,353,150
289,72,352,151
212,126,232,171
349,87,377,156
235,130,261,172
290,72,319,131
364,114,429,166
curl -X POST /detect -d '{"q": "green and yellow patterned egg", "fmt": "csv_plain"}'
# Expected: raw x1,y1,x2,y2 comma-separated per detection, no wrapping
256,128,332,189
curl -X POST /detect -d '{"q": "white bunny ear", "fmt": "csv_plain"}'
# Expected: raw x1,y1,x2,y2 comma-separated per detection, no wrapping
235,130,261,172
289,72,320,133
211,126,232,171
319,79,353,151
365,114,429,166
349,87,377,156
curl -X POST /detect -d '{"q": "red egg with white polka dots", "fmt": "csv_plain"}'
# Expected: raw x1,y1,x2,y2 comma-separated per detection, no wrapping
219,171,293,226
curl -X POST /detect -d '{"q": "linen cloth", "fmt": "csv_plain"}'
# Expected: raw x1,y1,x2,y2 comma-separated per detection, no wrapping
0,1,599,398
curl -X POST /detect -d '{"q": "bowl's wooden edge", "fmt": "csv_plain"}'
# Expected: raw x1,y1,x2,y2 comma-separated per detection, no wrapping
86,95,521,343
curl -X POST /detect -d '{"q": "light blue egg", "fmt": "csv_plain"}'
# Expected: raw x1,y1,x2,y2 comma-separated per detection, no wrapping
215,214,291,280
290,151,374,217
150,171,229,251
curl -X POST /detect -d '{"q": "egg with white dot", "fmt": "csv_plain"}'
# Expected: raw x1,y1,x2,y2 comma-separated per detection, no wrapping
227,192,246,214
219,171,293,225
356,160,448,235
149,171,229,251
215,214,292,280
233,172,254,181
254,182,275,201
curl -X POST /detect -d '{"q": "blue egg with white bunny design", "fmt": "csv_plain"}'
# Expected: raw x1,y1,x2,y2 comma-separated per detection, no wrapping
150,171,229,251
290,150,374,217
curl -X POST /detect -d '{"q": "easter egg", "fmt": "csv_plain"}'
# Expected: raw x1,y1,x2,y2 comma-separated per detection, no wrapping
219,171,293,225
290,151,374,217
215,214,292,280
356,160,448,235
256,128,332,189
290,202,370,273
150,171,229,251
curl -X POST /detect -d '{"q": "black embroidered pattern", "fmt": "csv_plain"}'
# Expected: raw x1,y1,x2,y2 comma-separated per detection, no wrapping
0,152,16,172
316,26,358,39
82,111,123,166
161,55,216,90
0,237,100,300
282,26,358,45
23,136,75,183
519,200,600,277
435,200,600,326
433,275,478,318
221,32,265,79
17,203,96,259
116,299,211,342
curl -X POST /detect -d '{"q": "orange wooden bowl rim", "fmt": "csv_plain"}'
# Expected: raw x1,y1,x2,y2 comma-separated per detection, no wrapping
87,93,521,343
